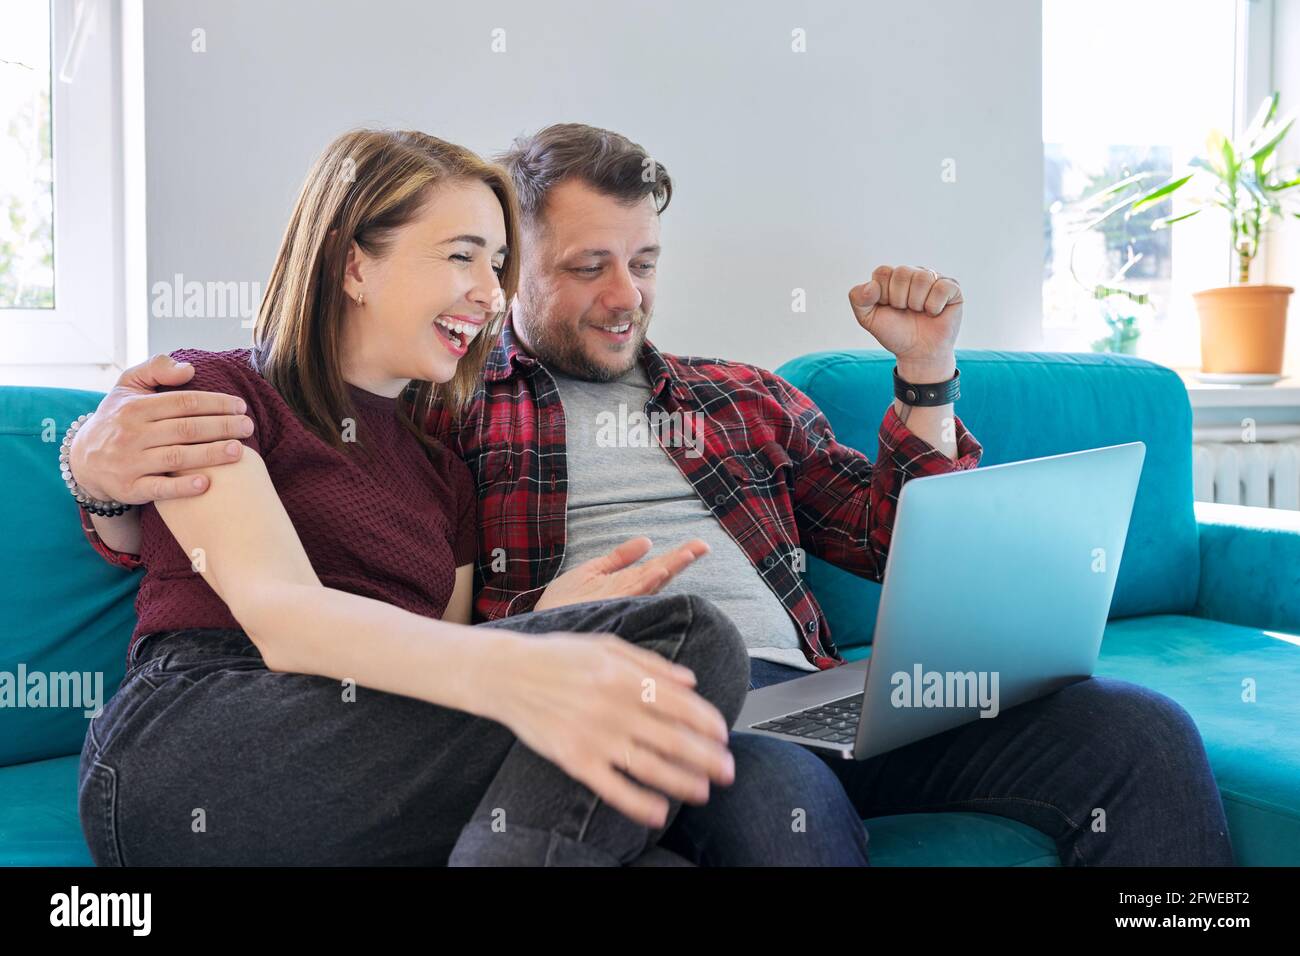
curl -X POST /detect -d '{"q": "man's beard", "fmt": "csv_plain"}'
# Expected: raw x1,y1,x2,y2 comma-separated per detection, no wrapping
516,305,650,382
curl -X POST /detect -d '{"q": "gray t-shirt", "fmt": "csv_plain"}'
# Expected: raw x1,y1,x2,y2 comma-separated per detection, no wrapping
549,363,816,671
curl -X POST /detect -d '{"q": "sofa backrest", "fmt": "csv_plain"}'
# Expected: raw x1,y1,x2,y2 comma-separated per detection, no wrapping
1,387,135,767
775,349,1201,650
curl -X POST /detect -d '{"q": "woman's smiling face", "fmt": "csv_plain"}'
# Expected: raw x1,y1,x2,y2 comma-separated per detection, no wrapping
341,179,508,395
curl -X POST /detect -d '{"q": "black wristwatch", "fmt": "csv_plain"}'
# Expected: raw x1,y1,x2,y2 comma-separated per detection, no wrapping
893,365,960,407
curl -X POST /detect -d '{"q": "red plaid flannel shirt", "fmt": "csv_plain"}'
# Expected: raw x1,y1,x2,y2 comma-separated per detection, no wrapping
80,318,982,669
423,319,983,668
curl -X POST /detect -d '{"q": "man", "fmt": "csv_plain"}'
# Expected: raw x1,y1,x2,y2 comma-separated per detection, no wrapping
69,124,1232,866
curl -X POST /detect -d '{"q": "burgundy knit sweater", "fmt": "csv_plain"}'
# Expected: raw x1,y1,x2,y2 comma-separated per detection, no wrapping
129,348,477,662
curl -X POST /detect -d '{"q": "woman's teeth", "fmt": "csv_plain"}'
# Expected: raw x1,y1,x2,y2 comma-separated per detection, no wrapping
435,316,480,348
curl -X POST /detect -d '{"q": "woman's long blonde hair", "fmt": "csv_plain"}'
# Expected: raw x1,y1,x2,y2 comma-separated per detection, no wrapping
251,128,520,452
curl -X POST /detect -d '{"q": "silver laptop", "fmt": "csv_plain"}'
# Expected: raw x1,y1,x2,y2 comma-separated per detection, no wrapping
735,441,1146,760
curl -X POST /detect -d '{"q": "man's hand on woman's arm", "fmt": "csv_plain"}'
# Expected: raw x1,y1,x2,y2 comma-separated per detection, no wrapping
69,354,254,556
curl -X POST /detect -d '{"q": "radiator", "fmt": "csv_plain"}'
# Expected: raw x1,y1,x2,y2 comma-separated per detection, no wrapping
1193,441,1300,510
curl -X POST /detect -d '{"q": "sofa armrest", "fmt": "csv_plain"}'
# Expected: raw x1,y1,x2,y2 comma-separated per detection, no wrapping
1193,501,1300,634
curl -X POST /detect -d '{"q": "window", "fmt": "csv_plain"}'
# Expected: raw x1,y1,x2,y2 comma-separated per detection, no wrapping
0,2,54,309
0,0,139,388
1042,0,1262,366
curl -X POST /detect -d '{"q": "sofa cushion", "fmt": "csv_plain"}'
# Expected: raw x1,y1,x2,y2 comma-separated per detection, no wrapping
1094,614,1300,867
775,350,1200,648
865,812,1060,866
0,387,136,766
842,612,1300,865
0,749,1059,867
0,755,93,865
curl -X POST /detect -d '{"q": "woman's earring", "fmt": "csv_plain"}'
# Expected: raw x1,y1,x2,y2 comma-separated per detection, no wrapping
356,292,365,306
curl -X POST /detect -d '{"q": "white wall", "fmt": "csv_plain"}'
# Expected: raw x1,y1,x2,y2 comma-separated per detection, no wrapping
140,0,1045,371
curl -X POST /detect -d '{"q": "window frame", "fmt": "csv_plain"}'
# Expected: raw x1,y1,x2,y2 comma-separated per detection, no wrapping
0,0,145,390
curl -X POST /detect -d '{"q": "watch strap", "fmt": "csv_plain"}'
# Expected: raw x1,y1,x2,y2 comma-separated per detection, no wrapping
893,365,960,406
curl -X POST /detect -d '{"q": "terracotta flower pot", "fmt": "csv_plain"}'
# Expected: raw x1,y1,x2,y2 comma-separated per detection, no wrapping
1193,284,1293,375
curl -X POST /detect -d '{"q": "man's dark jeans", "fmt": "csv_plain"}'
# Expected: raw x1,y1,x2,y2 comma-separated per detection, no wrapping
691,658,1235,866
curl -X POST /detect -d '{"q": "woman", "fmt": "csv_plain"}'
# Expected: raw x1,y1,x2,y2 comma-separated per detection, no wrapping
74,129,755,866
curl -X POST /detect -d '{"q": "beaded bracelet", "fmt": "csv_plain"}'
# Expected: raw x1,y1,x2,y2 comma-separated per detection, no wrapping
60,413,133,517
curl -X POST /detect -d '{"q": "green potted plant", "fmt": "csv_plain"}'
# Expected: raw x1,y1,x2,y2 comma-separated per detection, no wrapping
1088,280,1149,356
1062,176,1155,355
1125,92,1300,377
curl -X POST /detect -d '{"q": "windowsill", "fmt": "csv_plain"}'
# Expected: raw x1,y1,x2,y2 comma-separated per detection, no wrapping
1165,365,1300,439
1169,367,1300,407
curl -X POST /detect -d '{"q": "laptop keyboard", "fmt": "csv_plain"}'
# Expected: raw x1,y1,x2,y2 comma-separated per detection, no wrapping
750,693,863,745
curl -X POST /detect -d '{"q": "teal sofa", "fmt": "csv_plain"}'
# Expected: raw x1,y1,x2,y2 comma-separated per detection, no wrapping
2,349,1298,866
